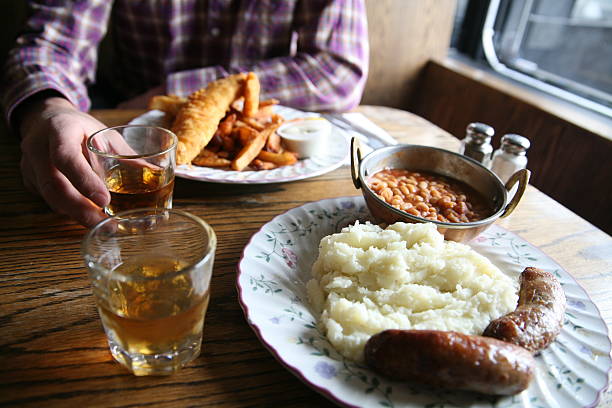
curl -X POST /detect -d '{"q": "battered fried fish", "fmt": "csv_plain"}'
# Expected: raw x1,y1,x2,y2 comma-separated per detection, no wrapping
172,73,247,165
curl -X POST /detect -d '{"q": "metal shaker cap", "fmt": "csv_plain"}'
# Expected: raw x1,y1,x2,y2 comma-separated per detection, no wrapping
466,122,495,142
501,134,530,152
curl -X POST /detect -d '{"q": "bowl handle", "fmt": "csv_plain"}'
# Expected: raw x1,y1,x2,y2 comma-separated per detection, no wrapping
350,137,363,189
500,168,531,218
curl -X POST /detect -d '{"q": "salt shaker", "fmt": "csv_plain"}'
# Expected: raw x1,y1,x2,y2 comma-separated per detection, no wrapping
491,134,531,183
459,122,495,168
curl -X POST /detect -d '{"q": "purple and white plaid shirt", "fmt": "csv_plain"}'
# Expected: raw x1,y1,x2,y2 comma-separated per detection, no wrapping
2,0,369,122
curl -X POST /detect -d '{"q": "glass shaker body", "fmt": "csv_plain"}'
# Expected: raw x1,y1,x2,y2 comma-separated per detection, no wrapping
459,122,495,168
491,134,530,184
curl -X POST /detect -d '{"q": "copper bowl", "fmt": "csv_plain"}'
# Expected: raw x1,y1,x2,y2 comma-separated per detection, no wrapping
350,138,530,242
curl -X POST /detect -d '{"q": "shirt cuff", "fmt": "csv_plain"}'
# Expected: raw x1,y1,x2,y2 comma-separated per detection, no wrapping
2,70,90,125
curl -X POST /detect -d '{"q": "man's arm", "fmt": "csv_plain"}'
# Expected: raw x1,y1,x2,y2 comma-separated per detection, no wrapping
1,1,114,226
16,92,110,227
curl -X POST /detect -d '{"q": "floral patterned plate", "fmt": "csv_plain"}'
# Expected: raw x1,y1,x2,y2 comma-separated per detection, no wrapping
129,106,349,184
236,196,611,408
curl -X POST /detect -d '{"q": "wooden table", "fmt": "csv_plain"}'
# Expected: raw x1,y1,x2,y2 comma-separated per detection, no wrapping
1,106,610,407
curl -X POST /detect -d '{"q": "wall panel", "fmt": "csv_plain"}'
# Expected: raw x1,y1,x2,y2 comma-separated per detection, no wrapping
362,0,456,109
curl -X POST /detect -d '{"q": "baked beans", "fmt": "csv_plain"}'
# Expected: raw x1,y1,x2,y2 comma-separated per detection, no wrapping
368,169,491,223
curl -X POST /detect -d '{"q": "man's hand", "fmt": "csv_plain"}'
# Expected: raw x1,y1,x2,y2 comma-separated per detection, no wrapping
17,94,111,227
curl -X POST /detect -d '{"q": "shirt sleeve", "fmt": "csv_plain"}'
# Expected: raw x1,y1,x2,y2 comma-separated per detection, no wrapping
1,0,113,122
167,0,369,112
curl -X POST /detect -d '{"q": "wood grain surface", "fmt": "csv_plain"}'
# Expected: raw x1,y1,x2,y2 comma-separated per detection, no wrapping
1,106,610,407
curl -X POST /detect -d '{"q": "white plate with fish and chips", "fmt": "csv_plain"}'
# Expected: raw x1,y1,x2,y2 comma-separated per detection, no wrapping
130,105,350,185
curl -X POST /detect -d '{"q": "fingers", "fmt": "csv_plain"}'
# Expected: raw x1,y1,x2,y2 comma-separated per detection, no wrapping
39,168,108,227
22,149,107,227
90,127,161,170
51,137,110,208
47,118,111,208
19,107,111,227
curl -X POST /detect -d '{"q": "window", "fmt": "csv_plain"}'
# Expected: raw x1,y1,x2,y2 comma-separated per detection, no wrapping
453,0,612,118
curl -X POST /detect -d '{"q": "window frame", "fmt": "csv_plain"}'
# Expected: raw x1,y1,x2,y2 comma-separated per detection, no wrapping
455,0,612,118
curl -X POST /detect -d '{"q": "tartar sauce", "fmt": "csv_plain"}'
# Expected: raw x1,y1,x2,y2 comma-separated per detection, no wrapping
277,118,331,158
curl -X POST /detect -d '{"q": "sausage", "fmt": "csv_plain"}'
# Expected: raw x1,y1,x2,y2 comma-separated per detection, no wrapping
483,267,566,353
364,330,535,395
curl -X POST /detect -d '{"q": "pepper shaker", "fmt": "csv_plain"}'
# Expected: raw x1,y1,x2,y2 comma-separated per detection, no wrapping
459,122,495,168
491,134,531,183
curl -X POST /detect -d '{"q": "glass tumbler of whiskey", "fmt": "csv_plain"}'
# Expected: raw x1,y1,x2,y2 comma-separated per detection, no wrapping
87,125,178,216
81,208,216,376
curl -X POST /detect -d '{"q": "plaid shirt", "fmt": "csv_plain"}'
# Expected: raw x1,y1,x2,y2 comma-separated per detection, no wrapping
2,0,368,121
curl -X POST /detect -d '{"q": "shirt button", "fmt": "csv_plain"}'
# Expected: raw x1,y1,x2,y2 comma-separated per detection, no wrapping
211,27,220,36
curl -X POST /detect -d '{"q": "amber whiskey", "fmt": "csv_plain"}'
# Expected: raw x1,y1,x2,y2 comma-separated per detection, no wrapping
104,165,174,215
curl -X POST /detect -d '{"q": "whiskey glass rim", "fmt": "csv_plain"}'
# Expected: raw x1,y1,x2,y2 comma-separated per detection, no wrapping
86,125,178,159
81,208,216,282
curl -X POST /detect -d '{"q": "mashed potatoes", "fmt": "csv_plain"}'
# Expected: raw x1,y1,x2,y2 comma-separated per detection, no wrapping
306,222,518,363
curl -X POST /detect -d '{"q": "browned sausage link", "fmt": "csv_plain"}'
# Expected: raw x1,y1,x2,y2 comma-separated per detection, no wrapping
364,330,535,396
483,267,566,353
